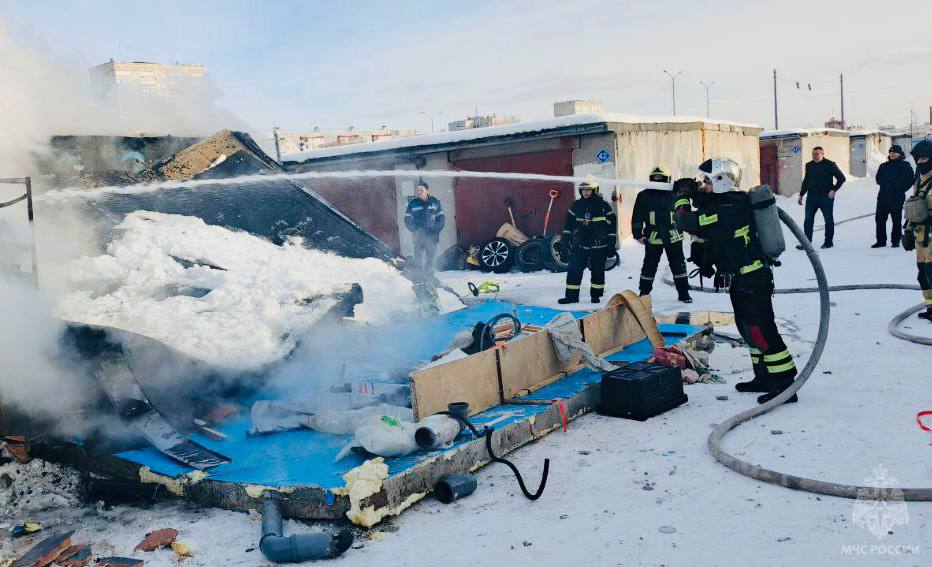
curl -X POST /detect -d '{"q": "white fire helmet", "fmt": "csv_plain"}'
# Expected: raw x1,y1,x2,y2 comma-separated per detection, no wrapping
698,158,742,193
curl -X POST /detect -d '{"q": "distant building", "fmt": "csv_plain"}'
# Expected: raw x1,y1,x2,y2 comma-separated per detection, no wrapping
447,114,518,132
274,127,419,154
554,100,604,117
824,116,845,130
90,60,206,101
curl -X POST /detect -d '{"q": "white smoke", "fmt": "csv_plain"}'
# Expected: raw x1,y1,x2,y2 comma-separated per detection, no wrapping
0,20,245,177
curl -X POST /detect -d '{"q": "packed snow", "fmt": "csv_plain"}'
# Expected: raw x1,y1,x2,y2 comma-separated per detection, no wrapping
3,175,931,566
56,211,457,370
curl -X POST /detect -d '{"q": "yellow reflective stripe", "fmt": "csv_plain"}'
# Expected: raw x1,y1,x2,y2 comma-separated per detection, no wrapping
763,350,791,362
566,285,581,290
669,230,684,243
567,210,576,217
739,260,763,274
748,347,761,354
767,361,797,373
591,216,608,222
649,211,656,225
698,214,718,226
674,198,691,208
591,284,605,289
734,225,751,246
648,231,663,244
750,357,760,364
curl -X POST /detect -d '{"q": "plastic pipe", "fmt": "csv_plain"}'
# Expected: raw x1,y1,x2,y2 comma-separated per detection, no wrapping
435,474,478,503
259,499,353,563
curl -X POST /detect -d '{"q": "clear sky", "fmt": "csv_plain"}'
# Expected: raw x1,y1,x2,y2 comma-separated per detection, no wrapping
2,0,931,134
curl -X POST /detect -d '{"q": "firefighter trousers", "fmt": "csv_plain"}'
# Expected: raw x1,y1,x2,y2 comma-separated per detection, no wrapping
564,247,607,301
639,240,689,295
729,269,797,386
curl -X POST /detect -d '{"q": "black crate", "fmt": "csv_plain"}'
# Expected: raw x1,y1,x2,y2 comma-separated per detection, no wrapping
598,361,688,421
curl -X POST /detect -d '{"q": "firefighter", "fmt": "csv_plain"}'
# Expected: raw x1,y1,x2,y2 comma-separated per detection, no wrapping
632,166,693,303
673,158,798,404
558,181,617,304
905,140,932,322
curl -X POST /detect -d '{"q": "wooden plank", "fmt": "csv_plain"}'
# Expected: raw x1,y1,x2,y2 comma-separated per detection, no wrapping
410,348,501,420
498,329,581,399
581,295,654,357
656,311,735,327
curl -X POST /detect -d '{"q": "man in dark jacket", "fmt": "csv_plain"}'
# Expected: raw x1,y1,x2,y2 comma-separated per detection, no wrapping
404,181,445,275
873,144,915,248
796,146,846,249
558,181,617,304
632,166,692,302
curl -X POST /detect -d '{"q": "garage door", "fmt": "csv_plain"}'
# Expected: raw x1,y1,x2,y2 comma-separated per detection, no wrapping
452,149,574,247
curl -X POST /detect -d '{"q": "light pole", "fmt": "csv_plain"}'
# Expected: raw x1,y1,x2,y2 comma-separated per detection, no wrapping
420,111,442,134
663,70,684,116
699,81,715,118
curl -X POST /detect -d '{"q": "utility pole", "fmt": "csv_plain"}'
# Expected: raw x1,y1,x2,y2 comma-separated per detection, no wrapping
664,70,684,116
840,73,846,129
420,111,442,134
699,80,715,118
772,69,779,129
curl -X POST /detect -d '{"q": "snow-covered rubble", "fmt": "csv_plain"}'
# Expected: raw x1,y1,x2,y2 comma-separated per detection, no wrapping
56,211,448,370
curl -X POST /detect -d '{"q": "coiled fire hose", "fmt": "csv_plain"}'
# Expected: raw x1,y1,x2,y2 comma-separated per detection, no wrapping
708,208,932,500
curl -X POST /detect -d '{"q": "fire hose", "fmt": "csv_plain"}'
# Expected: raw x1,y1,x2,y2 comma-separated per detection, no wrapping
708,208,932,500
660,211,928,346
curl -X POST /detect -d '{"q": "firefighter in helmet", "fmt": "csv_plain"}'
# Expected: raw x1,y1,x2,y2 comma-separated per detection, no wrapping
558,181,617,304
632,165,693,303
673,159,798,404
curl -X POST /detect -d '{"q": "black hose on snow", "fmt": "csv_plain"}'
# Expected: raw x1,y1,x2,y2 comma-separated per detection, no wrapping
707,208,932,500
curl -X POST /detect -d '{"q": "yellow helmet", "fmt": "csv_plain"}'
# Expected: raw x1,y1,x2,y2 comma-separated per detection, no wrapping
649,165,672,183
578,181,600,195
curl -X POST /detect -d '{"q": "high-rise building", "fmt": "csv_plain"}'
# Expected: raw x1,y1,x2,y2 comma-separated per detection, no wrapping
447,114,518,132
89,60,207,102
554,100,604,117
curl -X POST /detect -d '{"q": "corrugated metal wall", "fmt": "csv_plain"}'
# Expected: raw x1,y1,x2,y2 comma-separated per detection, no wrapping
451,149,574,247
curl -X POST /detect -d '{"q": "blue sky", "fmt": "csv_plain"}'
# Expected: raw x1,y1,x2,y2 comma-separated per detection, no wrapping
2,0,931,134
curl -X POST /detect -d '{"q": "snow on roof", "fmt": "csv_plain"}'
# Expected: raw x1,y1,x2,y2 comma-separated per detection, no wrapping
760,128,849,139
849,129,893,137
283,113,761,162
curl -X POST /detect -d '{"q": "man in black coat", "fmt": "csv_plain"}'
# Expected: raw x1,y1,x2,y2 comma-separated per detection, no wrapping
796,146,846,249
404,181,445,275
873,144,915,248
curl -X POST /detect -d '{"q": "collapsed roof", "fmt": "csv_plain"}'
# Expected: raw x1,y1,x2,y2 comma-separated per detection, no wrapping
85,129,396,261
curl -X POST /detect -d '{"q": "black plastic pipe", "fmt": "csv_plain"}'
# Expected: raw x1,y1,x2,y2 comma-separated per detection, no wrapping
259,499,353,563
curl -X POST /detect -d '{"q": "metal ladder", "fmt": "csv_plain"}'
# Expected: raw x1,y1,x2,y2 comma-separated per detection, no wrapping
0,176,38,287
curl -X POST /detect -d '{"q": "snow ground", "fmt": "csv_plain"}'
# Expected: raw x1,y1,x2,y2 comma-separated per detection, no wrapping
3,176,931,566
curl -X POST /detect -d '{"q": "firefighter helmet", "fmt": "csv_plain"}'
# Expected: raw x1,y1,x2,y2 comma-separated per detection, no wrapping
578,181,600,195
649,165,672,183
698,158,742,193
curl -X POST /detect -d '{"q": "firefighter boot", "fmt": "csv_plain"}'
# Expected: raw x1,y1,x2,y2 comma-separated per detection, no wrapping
757,380,799,404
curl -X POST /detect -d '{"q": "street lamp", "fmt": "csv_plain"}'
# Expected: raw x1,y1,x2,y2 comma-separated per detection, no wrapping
420,111,443,134
663,70,684,116
699,80,715,118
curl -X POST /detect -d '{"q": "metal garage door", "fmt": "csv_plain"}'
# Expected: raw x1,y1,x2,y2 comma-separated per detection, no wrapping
452,149,574,247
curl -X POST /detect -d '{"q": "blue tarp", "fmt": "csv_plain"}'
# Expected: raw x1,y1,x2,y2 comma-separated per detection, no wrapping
115,303,696,488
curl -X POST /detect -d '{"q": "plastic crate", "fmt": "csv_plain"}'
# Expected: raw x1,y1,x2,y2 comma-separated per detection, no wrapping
598,361,688,421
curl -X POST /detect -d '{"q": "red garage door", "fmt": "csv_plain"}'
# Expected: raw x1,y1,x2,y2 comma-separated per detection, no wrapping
452,149,574,247
306,178,400,253
759,144,779,194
